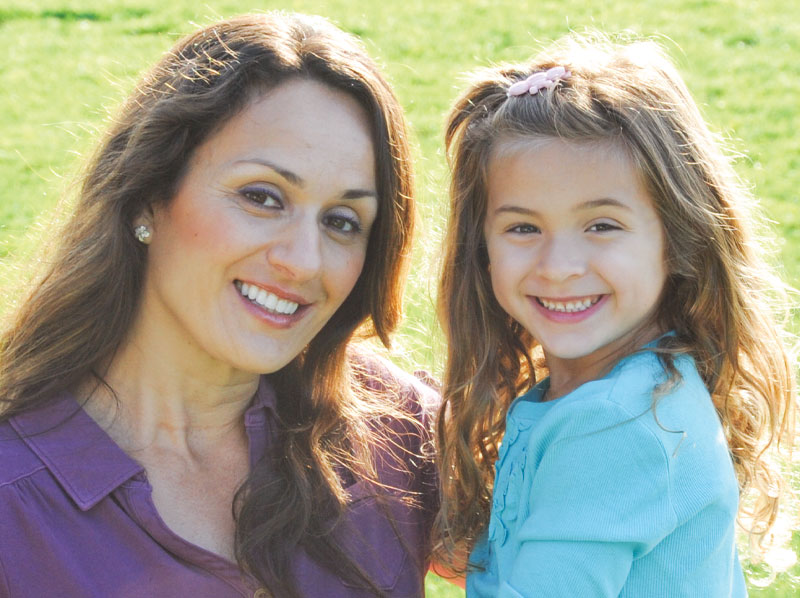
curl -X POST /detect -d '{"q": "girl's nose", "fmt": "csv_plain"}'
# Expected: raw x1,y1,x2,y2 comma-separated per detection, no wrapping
265,217,323,281
534,234,587,282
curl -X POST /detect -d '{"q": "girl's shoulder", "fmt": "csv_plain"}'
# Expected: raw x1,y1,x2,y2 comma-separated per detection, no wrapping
524,349,736,497
513,349,706,423
605,348,708,411
513,339,707,416
507,349,718,466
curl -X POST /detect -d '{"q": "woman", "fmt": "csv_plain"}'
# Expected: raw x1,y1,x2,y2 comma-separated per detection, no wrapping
0,13,437,598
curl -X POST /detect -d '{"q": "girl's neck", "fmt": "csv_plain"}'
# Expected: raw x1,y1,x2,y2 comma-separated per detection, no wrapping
543,323,663,401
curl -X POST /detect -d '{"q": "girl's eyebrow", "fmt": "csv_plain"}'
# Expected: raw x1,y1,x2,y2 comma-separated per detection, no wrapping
579,198,632,211
492,205,538,217
234,158,377,200
492,197,632,217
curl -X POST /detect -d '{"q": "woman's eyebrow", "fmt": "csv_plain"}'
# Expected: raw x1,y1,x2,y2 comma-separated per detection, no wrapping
234,158,377,200
341,189,378,200
234,158,304,186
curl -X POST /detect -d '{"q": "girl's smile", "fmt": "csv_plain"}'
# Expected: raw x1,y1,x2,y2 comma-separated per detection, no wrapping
529,294,607,322
484,137,667,385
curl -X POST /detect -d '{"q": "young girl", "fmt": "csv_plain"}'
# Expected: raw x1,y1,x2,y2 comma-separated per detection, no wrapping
434,34,796,596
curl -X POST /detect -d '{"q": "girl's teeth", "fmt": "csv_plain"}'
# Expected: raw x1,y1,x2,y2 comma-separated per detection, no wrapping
237,282,299,315
539,297,599,313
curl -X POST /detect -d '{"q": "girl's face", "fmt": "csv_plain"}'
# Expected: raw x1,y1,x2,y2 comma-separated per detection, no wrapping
136,79,378,377
484,137,666,379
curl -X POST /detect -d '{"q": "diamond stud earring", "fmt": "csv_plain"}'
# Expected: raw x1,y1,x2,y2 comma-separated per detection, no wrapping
133,224,152,244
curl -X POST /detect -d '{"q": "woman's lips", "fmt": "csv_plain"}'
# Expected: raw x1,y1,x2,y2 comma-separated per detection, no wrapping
234,280,311,326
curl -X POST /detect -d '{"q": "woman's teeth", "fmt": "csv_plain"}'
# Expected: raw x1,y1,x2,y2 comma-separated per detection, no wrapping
239,282,299,315
538,296,600,313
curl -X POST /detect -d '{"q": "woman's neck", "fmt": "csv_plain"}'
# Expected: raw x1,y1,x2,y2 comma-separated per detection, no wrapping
79,320,259,457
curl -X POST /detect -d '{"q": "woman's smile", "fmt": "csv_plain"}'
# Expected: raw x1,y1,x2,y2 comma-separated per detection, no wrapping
234,280,310,327
138,79,378,375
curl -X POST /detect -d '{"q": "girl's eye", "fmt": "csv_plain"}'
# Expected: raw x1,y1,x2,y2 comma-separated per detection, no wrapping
324,212,362,234
240,185,283,208
587,221,621,233
508,223,540,234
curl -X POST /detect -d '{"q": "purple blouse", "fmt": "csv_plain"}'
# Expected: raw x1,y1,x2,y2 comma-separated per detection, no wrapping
0,363,439,597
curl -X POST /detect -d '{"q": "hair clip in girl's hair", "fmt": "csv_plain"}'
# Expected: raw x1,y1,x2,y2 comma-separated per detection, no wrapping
507,66,571,97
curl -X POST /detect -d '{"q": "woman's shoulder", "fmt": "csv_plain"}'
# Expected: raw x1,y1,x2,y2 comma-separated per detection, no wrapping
0,411,85,536
0,395,143,512
344,350,441,519
349,348,441,421
0,418,47,491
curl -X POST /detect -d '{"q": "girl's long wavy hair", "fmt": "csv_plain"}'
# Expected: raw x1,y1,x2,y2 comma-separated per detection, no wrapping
0,13,418,597
434,33,797,570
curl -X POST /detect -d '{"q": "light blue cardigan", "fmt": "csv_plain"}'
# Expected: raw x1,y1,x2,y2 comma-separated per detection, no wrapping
467,348,746,597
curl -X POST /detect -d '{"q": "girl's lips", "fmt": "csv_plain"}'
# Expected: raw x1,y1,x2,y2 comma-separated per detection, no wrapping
529,294,607,322
536,295,602,313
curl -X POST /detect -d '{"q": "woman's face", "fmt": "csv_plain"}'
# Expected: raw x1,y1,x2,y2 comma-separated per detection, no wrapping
138,79,378,376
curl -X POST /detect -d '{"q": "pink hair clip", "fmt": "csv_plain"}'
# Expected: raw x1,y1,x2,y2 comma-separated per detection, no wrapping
507,66,571,97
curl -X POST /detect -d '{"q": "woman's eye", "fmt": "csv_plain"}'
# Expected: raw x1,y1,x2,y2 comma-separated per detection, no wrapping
324,213,362,234
240,186,282,208
587,222,621,232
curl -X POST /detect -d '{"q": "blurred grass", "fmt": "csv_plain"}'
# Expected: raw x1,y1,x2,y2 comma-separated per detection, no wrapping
0,1,797,595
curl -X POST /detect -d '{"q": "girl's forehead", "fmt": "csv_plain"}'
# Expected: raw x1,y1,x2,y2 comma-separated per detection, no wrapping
487,135,646,195
484,136,658,220
489,134,628,164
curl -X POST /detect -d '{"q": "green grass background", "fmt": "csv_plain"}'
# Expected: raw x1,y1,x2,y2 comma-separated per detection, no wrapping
0,0,797,595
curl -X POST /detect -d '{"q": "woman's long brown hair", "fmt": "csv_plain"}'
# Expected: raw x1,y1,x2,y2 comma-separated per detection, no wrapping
0,13,419,597
435,33,796,571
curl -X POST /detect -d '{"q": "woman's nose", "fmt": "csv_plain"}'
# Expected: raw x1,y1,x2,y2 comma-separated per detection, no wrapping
265,217,323,281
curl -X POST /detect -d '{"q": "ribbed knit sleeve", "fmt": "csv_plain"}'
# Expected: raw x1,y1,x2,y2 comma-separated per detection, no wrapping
501,399,676,597
468,350,746,598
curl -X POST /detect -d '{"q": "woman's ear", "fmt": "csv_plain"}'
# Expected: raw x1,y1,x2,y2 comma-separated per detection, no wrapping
132,206,155,245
